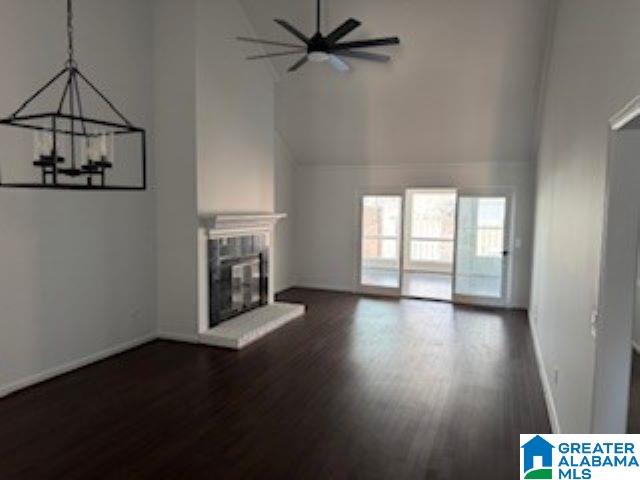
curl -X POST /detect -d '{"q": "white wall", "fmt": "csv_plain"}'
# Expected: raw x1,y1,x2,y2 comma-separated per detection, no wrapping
0,0,156,393
154,0,198,339
295,162,535,308
274,133,297,293
196,0,275,215
155,0,280,338
530,0,640,433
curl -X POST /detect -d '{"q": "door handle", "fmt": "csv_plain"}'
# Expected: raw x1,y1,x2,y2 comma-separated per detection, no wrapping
502,250,510,257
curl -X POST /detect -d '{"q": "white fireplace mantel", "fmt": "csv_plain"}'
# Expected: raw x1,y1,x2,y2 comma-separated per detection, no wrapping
200,213,286,235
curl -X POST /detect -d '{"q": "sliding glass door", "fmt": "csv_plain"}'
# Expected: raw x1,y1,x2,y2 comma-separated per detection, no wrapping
356,189,512,306
453,192,510,306
359,194,403,295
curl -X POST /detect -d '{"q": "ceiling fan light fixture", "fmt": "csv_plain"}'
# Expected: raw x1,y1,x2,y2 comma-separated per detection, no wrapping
308,51,330,63
237,0,400,74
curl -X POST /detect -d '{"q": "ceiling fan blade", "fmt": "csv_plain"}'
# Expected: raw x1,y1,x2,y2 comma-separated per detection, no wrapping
336,50,391,62
332,36,400,51
325,18,362,45
274,19,310,44
237,36,305,49
288,56,309,72
247,51,307,60
328,55,350,73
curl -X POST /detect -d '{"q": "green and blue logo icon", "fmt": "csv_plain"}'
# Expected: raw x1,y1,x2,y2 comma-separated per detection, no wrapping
521,435,555,479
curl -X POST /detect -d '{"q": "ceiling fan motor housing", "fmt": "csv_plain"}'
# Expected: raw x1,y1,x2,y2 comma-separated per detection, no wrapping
308,33,331,62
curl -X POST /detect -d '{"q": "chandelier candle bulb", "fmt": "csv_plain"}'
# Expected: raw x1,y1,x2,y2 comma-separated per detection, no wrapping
90,136,99,162
84,137,91,163
33,131,42,160
100,133,107,158
43,132,53,156
81,137,89,165
109,132,115,166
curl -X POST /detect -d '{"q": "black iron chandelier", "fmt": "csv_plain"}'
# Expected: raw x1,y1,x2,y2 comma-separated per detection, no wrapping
0,0,146,190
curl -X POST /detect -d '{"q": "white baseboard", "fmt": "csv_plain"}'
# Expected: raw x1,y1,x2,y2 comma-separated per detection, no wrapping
1,314,299,398
294,282,526,308
529,314,561,433
157,331,201,344
0,333,156,399
294,282,354,294
633,340,640,355
275,282,298,295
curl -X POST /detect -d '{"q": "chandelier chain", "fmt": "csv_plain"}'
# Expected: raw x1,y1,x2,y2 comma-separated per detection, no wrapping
67,0,75,67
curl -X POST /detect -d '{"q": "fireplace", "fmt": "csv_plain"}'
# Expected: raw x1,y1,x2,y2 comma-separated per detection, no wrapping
197,213,304,349
209,234,269,328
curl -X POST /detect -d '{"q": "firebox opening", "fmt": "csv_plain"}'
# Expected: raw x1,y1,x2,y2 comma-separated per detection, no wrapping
209,235,269,328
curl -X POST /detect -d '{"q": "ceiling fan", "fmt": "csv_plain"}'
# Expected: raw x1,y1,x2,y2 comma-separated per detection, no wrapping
237,0,400,73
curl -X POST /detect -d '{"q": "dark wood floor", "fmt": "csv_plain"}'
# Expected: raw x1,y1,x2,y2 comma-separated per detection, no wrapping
0,289,549,480
629,351,640,433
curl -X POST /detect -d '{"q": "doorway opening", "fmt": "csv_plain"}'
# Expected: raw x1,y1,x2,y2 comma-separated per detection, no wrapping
402,189,456,301
358,189,512,307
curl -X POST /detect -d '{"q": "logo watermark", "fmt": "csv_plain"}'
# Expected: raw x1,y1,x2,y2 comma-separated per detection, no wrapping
520,434,640,479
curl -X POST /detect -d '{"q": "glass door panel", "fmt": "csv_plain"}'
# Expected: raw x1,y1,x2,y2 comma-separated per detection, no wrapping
454,195,508,303
360,195,403,291
405,189,457,272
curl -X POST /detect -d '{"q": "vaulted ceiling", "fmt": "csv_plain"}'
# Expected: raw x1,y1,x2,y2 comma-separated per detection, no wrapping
239,0,555,166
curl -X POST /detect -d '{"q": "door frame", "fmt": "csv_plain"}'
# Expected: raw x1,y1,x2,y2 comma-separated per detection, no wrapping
591,97,640,433
355,188,406,297
451,188,515,308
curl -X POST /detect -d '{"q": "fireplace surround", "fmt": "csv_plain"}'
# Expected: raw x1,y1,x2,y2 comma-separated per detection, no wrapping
197,213,305,349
